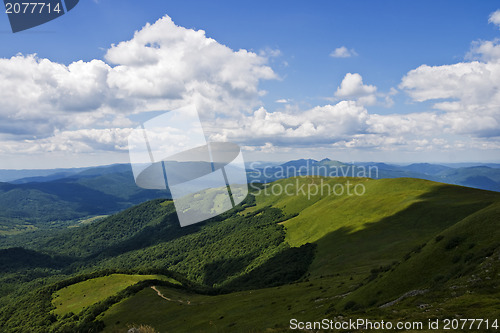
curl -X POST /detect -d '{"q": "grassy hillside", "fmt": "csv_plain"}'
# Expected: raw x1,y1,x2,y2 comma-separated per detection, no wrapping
52,274,180,316
339,200,500,311
2,159,498,235
280,178,495,277
1,176,499,332
100,281,340,332
99,179,500,332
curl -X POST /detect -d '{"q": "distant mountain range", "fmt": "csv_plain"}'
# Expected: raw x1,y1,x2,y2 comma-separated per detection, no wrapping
0,159,498,235
0,164,170,234
248,158,500,192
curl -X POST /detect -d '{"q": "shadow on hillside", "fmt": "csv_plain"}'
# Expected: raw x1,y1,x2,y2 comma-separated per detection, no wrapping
209,243,317,291
89,211,203,259
0,247,72,272
203,253,258,286
84,196,254,261
308,184,496,274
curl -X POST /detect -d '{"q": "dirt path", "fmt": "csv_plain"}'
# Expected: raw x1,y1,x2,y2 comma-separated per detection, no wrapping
379,289,428,308
151,286,191,305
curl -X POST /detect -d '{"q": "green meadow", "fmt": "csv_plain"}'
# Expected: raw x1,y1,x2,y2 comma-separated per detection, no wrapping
52,274,180,316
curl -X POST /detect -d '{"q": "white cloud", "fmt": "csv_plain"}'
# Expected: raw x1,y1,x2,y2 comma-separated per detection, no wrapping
0,15,277,156
489,9,500,28
0,128,133,154
399,59,500,138
335,73,376,98
1,13,500,163
210,101,370,147
105,16,276,116
207,12,500,154
466,39,500,62
330,46,358,58
0,55,122,139
334,73,378,106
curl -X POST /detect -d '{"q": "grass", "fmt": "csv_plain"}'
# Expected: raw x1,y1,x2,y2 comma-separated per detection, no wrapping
100,275,361,333
52,274,180,316
42,177,500,332
97,177,500,332
339,200,500,312
77,215,109,225
253,177,499,279
100,242,500,333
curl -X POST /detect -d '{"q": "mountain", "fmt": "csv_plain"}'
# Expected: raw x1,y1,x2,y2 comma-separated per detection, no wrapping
280,158,317,169
2,158,499,236
0,164,170,234
402,162,452,175
248,160,500,192
9,164,130,184
437,166,500,191
0,177,499,332
0,167,92,183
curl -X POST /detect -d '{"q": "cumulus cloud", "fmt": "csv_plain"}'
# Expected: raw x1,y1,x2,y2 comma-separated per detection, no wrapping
333,73,380,106
0,55,115,138
489,9,500,28
398,10,500,139
105,16,276,116
217,11,500,153
0,15,277,155
0,128,133,154
466,39,500,62
209,101,370,147
330,46,358,58
400,58,500,138
335,73,376,99
1,12,499,161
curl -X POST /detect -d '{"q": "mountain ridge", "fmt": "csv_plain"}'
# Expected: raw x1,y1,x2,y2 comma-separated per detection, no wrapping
1,177,499,331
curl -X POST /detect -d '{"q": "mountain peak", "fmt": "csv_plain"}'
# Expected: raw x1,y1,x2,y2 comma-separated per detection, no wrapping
280,159,318,168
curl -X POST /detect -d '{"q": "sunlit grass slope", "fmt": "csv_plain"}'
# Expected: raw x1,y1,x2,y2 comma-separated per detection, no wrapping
100,178,500,332
252,177,498,278
52,274,179,316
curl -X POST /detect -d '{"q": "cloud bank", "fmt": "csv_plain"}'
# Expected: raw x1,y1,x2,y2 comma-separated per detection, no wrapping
0,11,499,163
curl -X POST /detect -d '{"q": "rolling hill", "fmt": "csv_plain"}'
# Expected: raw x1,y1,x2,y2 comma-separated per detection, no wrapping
0,164,170,235
1,158,498,236
0,176,499,332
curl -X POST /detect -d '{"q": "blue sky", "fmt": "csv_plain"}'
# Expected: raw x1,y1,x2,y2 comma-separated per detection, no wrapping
0,1,499,168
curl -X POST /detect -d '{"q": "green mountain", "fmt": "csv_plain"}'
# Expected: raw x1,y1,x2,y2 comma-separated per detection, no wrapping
0,177,499,332
0,165,170,235
2,159,498,237
249,159,500,192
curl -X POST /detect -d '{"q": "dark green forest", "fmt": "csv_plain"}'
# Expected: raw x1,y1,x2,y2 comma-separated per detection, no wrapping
0,192,316,332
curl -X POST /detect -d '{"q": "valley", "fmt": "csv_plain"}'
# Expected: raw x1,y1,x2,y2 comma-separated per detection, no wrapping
0,176,499,332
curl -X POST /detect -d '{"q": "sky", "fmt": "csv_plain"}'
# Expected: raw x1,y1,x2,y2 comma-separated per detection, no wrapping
0,0,499,168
